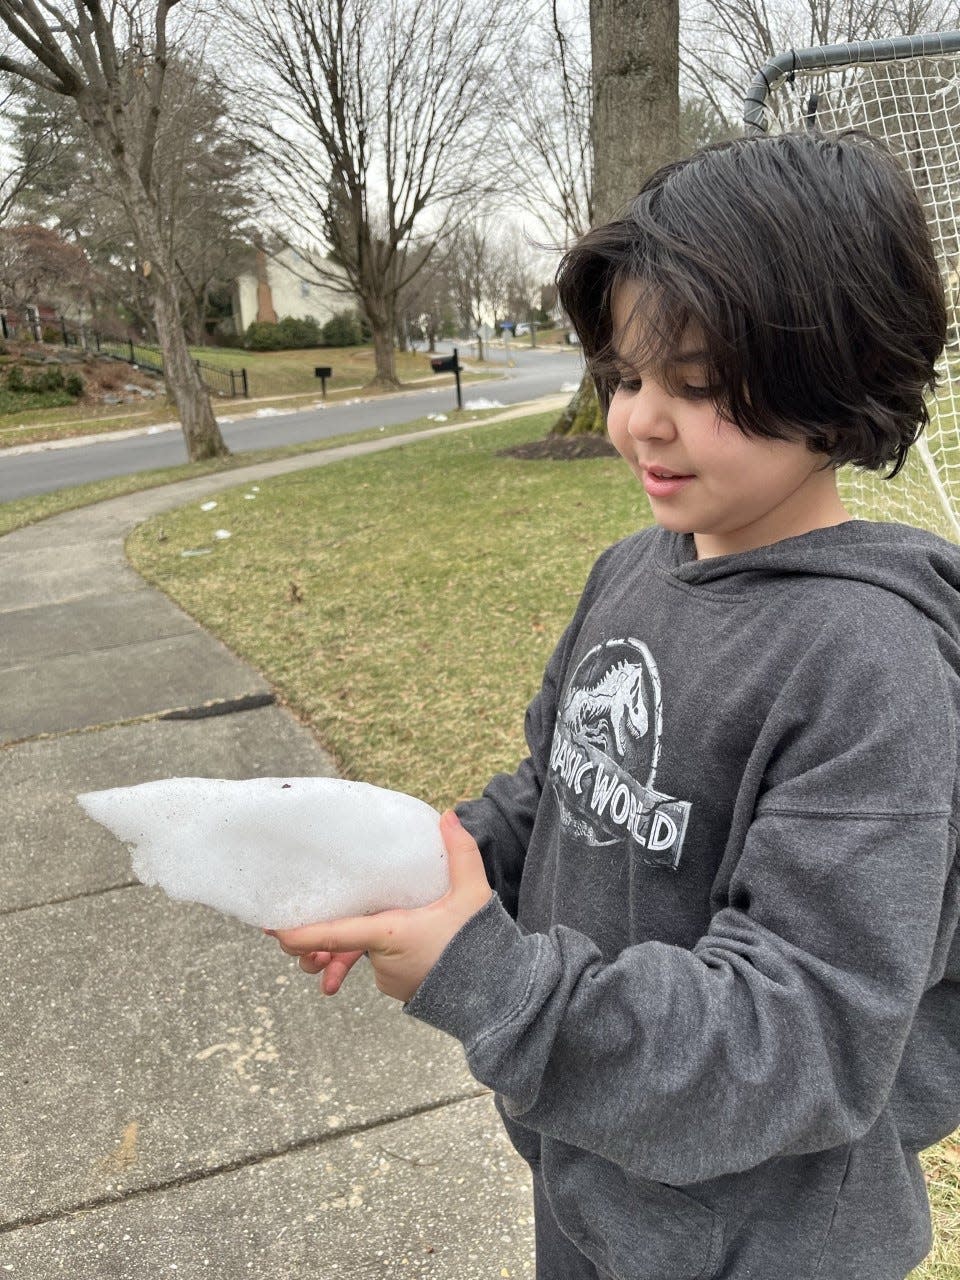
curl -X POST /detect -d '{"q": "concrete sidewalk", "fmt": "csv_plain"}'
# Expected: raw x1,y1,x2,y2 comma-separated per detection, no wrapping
0,405,565,1278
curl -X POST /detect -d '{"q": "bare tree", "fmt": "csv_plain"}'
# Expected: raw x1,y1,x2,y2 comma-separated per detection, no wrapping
501,228,553,331
497,2,594,246
448,218,502,346
0,3,228,460
233,0,523,389
396,241,462,353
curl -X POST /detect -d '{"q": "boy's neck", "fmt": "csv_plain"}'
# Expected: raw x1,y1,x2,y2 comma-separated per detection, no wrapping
693,483,853,560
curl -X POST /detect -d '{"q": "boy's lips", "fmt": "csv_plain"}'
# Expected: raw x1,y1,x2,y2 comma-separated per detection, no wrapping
642,466,695,498
642,464,694,479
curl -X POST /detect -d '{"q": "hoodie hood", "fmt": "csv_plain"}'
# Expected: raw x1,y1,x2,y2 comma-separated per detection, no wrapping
657,519,960,647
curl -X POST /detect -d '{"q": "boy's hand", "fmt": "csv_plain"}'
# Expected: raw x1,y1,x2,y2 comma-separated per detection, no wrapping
265,809,492,1004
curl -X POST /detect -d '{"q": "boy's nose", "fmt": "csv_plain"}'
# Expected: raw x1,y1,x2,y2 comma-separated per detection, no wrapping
626,383,675,441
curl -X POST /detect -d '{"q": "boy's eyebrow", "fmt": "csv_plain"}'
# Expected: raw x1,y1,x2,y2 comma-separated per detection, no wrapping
611,346,711,366
672,349,710,363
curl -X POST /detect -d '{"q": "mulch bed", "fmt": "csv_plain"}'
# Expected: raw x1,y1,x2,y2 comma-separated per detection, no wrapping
497,433,618,461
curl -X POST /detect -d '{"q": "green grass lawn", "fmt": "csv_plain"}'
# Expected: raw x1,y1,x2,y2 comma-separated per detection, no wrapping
123,410,958,1277
127,412,621,804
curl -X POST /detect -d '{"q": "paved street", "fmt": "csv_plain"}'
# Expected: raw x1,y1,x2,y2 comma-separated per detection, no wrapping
0,344,583,502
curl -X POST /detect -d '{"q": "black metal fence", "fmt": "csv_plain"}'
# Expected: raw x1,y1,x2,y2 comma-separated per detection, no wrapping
194,359,249,399
61,320,249,398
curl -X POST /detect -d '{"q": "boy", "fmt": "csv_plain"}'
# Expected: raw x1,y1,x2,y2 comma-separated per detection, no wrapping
269,131,960,1278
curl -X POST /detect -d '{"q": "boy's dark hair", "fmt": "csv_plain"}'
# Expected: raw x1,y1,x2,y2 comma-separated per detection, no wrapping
556,130,947,478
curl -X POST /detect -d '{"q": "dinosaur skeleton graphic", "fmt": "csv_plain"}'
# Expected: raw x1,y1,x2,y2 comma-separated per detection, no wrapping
563,659,649,757
548,638,689,866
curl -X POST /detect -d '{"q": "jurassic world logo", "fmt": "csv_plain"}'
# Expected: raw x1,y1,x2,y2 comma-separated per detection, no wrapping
548,637,691,870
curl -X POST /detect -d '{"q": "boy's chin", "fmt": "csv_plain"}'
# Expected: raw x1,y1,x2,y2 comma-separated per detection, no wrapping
646,508,698,535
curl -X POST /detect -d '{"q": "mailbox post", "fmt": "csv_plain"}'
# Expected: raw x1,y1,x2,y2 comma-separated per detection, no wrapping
314,365,332,398
430,346,463,409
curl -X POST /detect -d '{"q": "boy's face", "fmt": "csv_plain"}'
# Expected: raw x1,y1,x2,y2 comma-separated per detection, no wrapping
606,282,851,559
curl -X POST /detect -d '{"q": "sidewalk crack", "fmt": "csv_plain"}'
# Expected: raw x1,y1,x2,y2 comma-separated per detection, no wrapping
0,1090,492,1237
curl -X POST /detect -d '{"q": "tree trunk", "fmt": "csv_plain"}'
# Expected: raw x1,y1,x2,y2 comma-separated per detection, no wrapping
550,376,601,437
590,0,680,226
553,0,680,438
121,177,229,461
153,277,229,460
368,314,401,387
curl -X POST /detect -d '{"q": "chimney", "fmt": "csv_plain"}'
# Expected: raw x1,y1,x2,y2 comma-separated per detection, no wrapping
255,246,278,324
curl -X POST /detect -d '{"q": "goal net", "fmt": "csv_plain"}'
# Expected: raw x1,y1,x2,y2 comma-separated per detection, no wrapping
743,32,960,541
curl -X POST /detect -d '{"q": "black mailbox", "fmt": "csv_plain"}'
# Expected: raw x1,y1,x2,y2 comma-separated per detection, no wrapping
314,365,333,398
430,355,459,373
430,347,462,408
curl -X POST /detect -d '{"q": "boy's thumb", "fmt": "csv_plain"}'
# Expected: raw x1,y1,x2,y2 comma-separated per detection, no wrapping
440,808,484,880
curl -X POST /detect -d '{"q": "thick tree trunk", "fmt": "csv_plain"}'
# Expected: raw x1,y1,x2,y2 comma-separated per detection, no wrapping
153,277,229,460
368,314,401,388
553,0,680,438
589,0,680,226
550,375,602,437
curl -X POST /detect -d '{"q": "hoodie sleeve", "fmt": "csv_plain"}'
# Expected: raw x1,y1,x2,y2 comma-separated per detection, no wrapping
453,544,619,918
406,600,958,1185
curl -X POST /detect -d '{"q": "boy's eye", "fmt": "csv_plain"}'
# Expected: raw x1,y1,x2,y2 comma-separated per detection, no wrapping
615,374,713,400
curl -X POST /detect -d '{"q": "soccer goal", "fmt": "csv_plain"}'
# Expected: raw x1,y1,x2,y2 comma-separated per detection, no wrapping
743,31,960,541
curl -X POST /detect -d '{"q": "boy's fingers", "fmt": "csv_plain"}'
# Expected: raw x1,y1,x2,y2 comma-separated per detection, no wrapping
274,917,383,956
320,951,365,994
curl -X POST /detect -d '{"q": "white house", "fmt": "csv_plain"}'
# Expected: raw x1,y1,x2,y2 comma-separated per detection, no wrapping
234,245,355,334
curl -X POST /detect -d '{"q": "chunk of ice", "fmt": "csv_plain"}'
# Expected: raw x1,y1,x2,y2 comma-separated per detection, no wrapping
77,777,449,929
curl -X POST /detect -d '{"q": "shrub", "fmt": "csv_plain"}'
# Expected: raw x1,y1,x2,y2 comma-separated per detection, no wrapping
243,321,283,351
244,315,323,350
278,315,322,348
5,363,83,396
321,310,364,347
32,366,66,393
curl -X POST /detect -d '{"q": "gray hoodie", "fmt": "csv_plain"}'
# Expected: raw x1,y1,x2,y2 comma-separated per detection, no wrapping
404,519,960,1280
